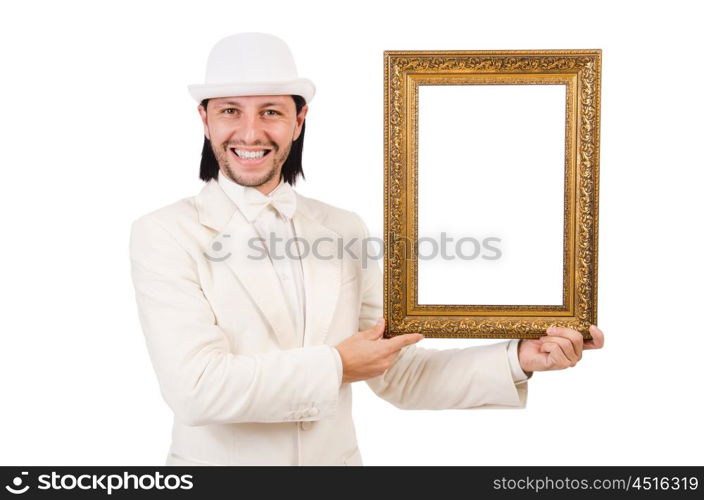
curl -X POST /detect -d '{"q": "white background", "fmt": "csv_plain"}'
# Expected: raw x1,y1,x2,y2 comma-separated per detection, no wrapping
1,0,702,466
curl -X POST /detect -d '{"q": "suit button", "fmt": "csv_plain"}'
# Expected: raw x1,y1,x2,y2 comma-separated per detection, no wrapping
300,421,313,431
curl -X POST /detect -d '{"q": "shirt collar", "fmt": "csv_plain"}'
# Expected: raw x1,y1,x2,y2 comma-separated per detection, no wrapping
217,173,293,222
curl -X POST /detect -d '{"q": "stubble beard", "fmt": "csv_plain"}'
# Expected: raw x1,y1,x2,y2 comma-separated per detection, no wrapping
214,140,293,188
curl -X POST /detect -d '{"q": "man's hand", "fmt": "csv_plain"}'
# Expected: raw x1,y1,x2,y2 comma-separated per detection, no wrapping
336,318,424,383
518,325,605,374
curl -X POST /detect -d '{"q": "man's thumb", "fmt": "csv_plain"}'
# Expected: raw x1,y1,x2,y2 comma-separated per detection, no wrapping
361,318,385,339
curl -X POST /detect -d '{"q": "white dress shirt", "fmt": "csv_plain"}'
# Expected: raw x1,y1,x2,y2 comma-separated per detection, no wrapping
217,173,529,385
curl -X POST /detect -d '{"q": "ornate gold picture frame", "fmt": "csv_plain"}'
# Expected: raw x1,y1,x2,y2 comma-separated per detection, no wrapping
383,50,601,339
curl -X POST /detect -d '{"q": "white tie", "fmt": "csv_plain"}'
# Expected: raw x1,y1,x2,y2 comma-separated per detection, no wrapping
255,205,306,342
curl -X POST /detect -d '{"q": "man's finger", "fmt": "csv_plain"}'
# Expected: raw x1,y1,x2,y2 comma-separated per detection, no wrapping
541,341,571,369
542,335,579,364
584,325,605,350
543,327,584,359
360,318,385,340
385,332,424,352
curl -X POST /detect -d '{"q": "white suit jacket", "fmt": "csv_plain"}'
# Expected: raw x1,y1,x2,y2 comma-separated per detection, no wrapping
129,179,528,466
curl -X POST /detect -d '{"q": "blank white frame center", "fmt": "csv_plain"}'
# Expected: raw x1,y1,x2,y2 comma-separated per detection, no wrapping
417,84,566,306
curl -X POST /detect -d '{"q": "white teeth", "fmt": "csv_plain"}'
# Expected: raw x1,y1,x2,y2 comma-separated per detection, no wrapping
234,149,267,159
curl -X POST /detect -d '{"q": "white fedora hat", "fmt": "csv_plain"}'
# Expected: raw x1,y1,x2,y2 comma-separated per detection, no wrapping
188,32,315,104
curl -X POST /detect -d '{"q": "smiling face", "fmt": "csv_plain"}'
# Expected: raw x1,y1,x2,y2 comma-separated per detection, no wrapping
198,95,308,195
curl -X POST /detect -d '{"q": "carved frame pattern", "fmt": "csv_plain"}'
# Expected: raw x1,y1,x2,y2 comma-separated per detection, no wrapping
383,50,601,339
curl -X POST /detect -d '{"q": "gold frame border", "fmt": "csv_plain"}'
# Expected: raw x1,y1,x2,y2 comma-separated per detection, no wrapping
383,50,601,339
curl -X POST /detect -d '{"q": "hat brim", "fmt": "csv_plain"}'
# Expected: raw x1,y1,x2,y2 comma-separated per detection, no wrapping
187,78,315,104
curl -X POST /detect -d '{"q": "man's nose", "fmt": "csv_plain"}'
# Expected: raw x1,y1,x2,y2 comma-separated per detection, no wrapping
240,112,266,144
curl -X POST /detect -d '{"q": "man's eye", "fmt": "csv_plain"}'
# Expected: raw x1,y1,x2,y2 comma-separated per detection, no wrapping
264,110,280,116
223,108,238,115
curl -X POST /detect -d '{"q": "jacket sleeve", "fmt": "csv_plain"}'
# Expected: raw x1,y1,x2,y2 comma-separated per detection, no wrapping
352,214,528,410
129,215,340,427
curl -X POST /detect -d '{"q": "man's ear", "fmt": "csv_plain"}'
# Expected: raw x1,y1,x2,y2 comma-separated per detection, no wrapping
198,104,210,140
293,104,308,141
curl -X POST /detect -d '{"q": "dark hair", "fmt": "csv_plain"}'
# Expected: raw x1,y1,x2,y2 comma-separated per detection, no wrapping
198,95,307,185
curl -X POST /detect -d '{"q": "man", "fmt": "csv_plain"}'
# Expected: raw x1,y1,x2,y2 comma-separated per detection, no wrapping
129,32,604,466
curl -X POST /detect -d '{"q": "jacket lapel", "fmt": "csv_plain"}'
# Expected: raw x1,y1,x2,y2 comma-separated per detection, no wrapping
196,180,297,349
292,197,342,347
195,180,342,349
